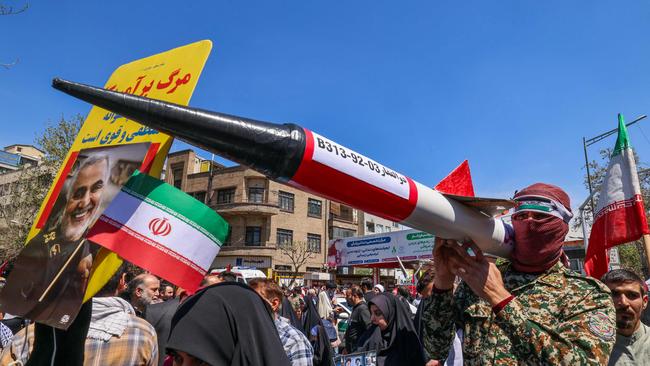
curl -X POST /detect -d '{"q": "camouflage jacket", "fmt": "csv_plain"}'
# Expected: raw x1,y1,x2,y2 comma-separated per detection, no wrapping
421,262,616,365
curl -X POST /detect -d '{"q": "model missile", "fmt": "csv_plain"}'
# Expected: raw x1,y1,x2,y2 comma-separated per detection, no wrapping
52,78,513,257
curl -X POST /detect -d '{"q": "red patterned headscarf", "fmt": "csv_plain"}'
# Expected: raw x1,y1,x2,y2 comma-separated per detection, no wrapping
511,183,572,273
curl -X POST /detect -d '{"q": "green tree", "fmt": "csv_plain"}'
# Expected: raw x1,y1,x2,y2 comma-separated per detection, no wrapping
0,114,82,262
580,147,650,278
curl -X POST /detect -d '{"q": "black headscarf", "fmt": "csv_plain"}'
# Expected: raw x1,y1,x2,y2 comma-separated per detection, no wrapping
302,293,334,366
167,282,289,366
311,324,335,366
358,293,426,366
302,294,321,336
280,296,301,330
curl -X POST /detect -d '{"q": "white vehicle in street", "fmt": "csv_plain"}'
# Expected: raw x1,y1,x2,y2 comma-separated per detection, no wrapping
209,266,266,284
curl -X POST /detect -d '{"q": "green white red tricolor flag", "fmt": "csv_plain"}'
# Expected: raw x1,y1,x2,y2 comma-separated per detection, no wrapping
584,114,649,279
87,170,228,292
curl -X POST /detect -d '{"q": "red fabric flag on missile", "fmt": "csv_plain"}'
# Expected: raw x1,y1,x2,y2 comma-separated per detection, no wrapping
434,160,475,197
584,114,650,279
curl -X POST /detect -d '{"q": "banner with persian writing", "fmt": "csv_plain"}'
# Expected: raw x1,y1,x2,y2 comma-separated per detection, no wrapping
327,229,434,267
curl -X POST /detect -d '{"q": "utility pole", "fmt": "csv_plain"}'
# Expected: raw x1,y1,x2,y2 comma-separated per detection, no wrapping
205,153,215,206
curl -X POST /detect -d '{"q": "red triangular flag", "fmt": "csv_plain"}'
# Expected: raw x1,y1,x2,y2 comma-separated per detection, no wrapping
434,160,475,197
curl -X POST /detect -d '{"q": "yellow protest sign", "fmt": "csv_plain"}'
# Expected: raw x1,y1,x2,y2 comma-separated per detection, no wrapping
0,40,212,329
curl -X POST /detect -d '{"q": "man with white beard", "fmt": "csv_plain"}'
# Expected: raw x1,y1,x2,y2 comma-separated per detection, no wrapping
0,154,109,327
128,274,160,317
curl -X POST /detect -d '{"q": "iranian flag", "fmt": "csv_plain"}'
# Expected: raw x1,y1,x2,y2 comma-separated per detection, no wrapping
87,170,228,292
584,114,649,279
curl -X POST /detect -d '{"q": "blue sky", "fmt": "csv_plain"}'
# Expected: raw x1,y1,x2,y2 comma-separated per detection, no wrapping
2,1,650,209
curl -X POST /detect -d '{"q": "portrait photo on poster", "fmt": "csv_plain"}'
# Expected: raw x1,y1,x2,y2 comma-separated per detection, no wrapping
0,142,150,329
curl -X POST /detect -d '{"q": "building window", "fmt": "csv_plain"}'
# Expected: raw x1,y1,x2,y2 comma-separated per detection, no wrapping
376,224,384,233
308,198,322,218
330,227,356,240
278,191,295,212
366,222,375,233
248,187,265,203
171,163,184,189
277,228,293,248
275,265,292,271
190,191,206,203
392,222,400,228
307,233,321,253
216,187,236,204
306,266,321,272
245,226,262,246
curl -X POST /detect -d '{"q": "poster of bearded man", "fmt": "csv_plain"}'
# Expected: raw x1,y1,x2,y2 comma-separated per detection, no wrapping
0,143,149,328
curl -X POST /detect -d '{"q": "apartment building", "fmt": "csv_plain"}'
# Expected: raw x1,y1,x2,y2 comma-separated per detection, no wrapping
0,145,44,174
166,149,346,282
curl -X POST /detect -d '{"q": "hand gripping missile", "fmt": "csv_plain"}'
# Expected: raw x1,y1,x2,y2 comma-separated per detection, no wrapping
52,78,513,257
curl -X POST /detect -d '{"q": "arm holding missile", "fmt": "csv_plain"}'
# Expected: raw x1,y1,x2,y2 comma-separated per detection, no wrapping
422,239,512,362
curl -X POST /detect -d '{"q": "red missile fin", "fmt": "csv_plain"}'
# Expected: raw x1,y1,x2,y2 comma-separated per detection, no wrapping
434,160,475,197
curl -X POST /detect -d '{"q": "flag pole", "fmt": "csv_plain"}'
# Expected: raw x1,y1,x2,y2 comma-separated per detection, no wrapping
38,240,87,302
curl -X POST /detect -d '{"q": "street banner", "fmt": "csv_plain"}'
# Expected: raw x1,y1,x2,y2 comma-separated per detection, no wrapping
327,229,434,267
87,171,228,293
584,114,650,279
0,40,212,329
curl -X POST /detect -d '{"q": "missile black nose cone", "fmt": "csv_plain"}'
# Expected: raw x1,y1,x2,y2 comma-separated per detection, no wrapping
52,78,306,181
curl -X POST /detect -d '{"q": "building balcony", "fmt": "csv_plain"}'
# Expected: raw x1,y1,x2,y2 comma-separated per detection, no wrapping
213,199,280,217
329,213,358,225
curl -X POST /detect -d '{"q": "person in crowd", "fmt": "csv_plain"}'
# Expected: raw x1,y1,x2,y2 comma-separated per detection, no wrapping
601,269,650,365
199,274,222,287
306,288,318,307
360,278,375,303
301,289,336,365
129,273,160,317
294,298,306,323
160,282,175,302
413,270,434,338
325,282,337,301
422,183,617,364
343,285,371,354
309,323,335,366
281,294,302,330
372,284,384,295
396,286,413,303
318,287,334,319
0,321,12,349
289,287,303,311
414,270,434,306
1,265,159,365
145,287,181,366
249,278,314,366
166,282,290,365
357,292,426,365
217,270,237,282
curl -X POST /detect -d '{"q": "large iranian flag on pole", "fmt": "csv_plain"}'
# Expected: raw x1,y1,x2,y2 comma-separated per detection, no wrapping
87,170,228,292
584,114,649,279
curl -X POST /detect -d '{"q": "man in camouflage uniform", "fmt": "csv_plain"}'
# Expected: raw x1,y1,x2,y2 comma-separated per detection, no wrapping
421,183,616,365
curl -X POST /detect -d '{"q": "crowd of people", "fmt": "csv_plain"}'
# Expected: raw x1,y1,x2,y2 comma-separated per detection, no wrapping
0,182,649,365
